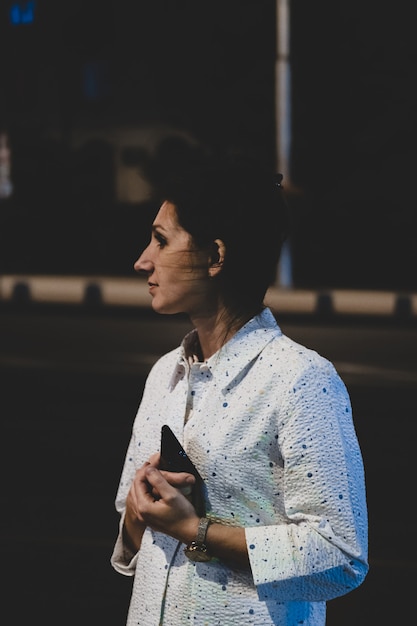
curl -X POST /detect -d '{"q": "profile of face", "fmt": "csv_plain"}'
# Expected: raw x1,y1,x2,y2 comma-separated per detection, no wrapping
134,201,214,316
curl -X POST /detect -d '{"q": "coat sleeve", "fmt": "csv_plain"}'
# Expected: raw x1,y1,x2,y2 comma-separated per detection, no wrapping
109,350,180,575
245,359,369,602
110,429,140,575
110,509,140,576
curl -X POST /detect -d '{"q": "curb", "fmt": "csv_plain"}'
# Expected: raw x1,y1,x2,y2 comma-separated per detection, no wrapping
1,274,416,319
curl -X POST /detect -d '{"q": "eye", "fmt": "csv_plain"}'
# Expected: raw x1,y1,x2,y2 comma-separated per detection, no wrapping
154,231,167,248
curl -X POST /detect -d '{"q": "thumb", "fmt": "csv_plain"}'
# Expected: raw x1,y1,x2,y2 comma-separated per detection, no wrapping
146,466,196,498
165,471,196,497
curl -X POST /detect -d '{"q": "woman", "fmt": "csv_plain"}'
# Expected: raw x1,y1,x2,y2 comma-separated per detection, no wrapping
111,154,368,625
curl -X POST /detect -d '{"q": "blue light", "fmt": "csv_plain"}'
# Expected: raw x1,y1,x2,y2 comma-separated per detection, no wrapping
9,1,36,25
9,5,20,24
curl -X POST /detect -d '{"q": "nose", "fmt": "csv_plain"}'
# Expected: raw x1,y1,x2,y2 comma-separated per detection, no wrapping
134,246,153,275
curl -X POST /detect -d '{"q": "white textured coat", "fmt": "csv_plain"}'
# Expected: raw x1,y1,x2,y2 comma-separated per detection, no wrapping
111,308,368,625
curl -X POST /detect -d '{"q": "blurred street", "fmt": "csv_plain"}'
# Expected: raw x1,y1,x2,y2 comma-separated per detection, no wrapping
1,301,416,625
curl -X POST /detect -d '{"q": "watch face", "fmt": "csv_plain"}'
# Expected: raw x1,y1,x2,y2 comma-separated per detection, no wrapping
184,544,212,562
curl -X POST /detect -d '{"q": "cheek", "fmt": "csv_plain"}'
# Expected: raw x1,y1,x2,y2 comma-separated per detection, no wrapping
164,250,207,278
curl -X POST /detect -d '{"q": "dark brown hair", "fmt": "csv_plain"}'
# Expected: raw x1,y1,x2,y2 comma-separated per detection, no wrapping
159,152,290,319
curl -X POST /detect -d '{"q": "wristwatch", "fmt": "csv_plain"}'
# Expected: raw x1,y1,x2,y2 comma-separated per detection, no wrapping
184,517,212,562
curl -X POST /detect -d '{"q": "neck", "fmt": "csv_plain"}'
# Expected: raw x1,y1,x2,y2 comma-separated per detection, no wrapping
189,308,252,360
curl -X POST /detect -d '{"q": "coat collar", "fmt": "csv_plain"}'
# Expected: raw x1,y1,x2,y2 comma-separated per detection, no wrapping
169,308,282,393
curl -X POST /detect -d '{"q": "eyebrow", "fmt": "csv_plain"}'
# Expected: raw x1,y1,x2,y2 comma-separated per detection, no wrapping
152,224,167,234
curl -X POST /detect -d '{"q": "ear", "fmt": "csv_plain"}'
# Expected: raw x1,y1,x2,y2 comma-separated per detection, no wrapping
208,239,226,278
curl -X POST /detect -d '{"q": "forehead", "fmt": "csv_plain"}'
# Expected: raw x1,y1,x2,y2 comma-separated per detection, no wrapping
153,201,193,241
154,201,180,229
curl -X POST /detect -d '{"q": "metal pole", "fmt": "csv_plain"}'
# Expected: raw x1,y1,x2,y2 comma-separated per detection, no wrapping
275,0,293,287
275,0,291,181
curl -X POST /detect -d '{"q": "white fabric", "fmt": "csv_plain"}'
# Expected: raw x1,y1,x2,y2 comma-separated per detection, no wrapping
111,307,368,625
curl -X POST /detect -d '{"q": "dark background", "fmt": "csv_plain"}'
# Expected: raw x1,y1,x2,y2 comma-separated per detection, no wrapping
0,0,416,289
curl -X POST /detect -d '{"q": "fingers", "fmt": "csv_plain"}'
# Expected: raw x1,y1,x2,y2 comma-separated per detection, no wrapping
162,470,196,488
127,463,199,541
130,466,176,505
139,467,197,536
142,467,196,514
144,466,173,498
141,453,196,487
148,452,161,466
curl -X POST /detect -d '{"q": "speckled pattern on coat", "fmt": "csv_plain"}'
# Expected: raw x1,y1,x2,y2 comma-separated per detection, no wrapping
111,307,368,625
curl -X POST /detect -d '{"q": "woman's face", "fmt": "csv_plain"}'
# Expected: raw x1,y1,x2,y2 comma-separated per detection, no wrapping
134,201,211,315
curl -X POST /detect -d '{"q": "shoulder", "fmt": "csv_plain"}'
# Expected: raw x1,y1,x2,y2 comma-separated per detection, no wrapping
243,308,342,385
263,330,344,388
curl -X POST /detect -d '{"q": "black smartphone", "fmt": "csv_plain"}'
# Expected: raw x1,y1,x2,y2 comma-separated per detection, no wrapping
160,424,206,516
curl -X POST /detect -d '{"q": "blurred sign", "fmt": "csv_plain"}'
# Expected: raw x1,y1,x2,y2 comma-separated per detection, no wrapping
9,1,36,25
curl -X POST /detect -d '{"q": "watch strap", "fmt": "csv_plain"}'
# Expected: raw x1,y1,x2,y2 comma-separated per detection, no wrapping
195,517,211,546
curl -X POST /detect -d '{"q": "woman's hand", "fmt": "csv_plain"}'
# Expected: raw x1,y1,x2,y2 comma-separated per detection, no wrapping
124,453,200,548
127,462,200,545
146,452,195,501
125,456,250,568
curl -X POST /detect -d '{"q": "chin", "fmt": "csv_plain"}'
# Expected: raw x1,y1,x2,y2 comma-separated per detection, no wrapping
151,300,179,315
